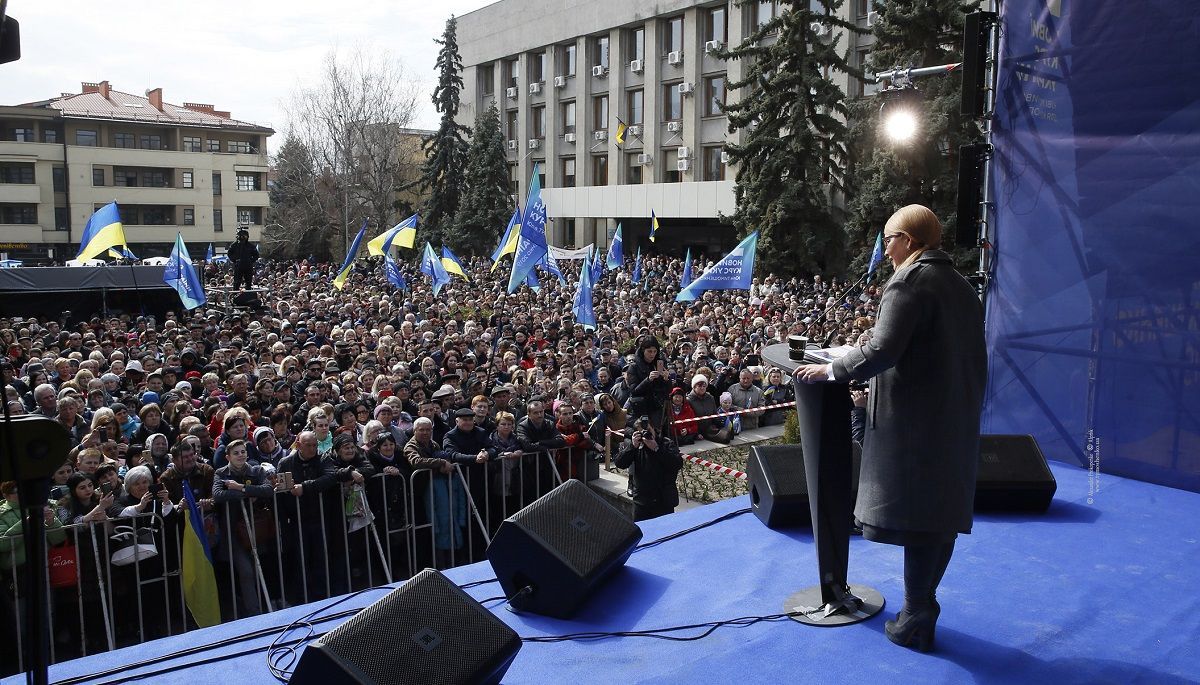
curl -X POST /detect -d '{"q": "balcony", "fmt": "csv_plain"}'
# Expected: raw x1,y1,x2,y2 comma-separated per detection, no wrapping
101,185,205,206
0,141,65,162
0,184,43,204
0,223,46,243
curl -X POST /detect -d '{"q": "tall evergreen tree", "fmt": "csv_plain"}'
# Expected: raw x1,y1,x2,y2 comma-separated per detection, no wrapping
721,0,863,276
844,0,980,275
413,15,471,247
449,101,514,256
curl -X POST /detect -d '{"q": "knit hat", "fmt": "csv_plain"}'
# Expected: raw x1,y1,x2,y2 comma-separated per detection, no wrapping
253,426,274,445
691,374,709,387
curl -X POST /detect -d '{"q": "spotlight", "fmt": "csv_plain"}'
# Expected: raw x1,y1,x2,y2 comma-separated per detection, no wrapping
884,109,918,142
878,85,923,144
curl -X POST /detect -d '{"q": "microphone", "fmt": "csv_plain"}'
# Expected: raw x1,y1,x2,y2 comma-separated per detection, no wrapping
801,270,873,347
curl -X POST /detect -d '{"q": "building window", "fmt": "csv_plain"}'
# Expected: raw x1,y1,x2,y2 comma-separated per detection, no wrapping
183,136,202,152
143,207,172,225
0,205,37,224
117,204,138,225
114,168,139,187
55,207,69,231
628,27,645,63
561,158,576,187
531,106,546,139
757,0,780,28
183,208,195,225
857,0,870,17
664,16,683,55
142,170,168,188
663,83,682,121
857,48,879,97
213,172,222,195
182,170,194,189
139,134,162,150
530,51,547,84
228,140,252,154
506,59,519,88
214,209,223,232
557,43,577,77
506,110,519,140
52,167,65,192
538,168,546,188
704,75,726,116
76,130,98,146
592,155,608,185
627,153,643,184
561,101,576,133
480,63,495,95
236,173,261,191
592,35,609,70
508,163,519,195
11,128,34,142
43,128,60,143
92,168,105,186
627,89,644,125
593,95,608,131
663,148,681,183
562,218,576,246
237,207,261,225
706,5,728,45
703,146,726,181
113,133,135,148
208,139,221,152
0,163,35,184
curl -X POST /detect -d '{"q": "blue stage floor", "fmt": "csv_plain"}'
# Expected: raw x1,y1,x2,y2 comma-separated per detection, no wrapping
13,461,1200,684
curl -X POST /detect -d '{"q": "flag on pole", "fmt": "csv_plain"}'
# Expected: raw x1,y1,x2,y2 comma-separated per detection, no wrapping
205,243,214,262
526,270,541,292
367,214,419,256
676,231,759,302
180,481,220,628
589,244,604,284
441,246,471,281
615,118,628,146
163,233,206,310
650,210,659,243
384,253,408,291
540,250,565,284
508,163,549,293
631,247,642,284
332,219,368,290
108,246,137,261
681,247,693,288
606,223,624,270
420,242,451,296
572,253,596,330
491,207,522,271
867,231,884,279
77,202,128,261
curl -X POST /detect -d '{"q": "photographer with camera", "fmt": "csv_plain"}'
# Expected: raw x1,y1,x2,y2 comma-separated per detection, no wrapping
615,416,683,522
228,227,258,290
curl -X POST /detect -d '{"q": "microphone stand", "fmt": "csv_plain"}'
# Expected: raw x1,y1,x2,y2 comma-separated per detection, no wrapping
801,270,873,348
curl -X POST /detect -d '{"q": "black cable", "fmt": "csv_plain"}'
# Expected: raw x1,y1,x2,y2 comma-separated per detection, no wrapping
522,610,804,643
635,507,751,551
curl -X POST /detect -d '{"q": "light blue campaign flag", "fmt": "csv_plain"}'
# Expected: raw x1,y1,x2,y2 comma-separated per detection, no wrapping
589,245,604,284
206,243,214,262
631,247,642,284
572,252,596,330
606,223,623,270
163,233,206,310
676,231,759,302
508,164,548,293
867,231,884,278
420,242,451,296
540,249,565,284
384,253,408,291
681,247,693,288
526,269,541,292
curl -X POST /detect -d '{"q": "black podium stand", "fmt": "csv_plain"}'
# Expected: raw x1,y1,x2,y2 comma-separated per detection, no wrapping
761,343,884,627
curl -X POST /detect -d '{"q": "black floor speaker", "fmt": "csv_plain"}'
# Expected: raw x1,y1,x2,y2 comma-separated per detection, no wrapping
290,569,521,685
747,444,863,529
486,479,642,619
975,434,1057,512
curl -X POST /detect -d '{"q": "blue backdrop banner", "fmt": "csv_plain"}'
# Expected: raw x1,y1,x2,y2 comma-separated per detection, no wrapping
985,0,1200,492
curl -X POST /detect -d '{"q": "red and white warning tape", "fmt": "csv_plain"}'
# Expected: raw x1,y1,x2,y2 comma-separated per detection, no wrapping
683,454,748,481
668,398,795,425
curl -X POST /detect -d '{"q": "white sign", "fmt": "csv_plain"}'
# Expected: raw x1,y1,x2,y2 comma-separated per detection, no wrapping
548,244,595,261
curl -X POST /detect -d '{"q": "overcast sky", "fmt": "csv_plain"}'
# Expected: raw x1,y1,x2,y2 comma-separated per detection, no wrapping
3,0,495,136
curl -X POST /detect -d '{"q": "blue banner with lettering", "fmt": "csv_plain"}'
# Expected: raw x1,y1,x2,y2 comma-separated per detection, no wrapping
984,0,1200,492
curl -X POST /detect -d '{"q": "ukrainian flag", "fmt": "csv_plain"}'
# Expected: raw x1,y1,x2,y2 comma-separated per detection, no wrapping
78,202,129,261
333,220,368,290
367,213,418,256
441,246,470,281
180,481,220,628
490,208,521,272
650,210,660,242
615,119,628,146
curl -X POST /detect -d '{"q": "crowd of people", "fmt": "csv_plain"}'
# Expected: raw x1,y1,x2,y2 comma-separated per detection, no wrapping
0,246,881,671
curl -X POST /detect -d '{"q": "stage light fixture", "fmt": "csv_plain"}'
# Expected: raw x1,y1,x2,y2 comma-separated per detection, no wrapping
878,85,923,144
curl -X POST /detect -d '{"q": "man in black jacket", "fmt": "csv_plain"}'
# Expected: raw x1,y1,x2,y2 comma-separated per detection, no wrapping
276,431,338,603
615,416,683,522
228,228,258,290
514,399,564,504
443,408,496,530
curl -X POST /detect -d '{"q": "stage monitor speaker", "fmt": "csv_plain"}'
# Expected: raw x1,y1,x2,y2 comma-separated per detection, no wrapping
955,142,988,248
290,569,521,685
961,11,996,117
975,434,1057,513
231,289,263,308
486,479,641,619
748,444,863,529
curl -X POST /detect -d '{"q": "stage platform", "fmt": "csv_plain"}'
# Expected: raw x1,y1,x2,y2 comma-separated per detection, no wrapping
12,460,1199,685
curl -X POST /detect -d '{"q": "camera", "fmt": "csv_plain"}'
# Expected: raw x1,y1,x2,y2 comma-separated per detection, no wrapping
849,381,868,391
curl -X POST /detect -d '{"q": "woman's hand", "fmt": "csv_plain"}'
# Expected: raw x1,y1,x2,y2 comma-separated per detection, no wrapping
139,492,153,509
383,466,401,476
793,364,833,384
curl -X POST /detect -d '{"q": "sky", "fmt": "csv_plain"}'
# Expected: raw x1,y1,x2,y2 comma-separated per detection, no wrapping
3,0,496,136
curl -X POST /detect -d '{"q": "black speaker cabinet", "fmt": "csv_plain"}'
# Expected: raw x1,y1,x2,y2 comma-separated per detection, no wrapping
955,142,989,248
290,569,521,685
748,444,864,529
975,434,1057,513
486,479,641,619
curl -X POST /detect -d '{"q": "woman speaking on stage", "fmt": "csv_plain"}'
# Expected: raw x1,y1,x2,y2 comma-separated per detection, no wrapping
795,204,988,652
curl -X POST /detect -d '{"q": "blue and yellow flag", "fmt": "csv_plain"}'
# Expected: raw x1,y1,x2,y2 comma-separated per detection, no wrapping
650,210,659,243
681,246,693,288
615,119,628,146
441,246,470,281
333,220,368,290
508,164,549,293
108,246,137,261
180,480,220,628
164,233,206,309
367,214,418,256
420,242,452,296
78,202,128,261
490,207,522,272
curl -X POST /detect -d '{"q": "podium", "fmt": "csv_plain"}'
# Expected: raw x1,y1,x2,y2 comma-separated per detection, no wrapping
761,342,884,627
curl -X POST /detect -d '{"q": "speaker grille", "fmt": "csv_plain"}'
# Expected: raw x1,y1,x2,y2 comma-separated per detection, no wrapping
511,480,636,578
756,446,807,494
312,569,517,685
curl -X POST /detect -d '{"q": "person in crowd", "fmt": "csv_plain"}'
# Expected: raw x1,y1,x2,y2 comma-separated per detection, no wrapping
667,387,699,445
213,414,262,469
405,416,474,568
57,473,115,525
0,480,65,674
760,367,795,426
276,431,339,603
685,375,723,443
553,400,592,481
116,465,174,519
228,227,259,290
213,439,275,616
727,369,766,430
614,416,683,522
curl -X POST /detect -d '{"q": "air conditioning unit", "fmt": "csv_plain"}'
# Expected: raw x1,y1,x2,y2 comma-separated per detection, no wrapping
704,40,723,54
529,82,543,95
553,75,567,88
676,158,691,172
811,22,832,40
667,51,683,66
637,153,653,165
528,138,541,150
564,132,577,143
627,124,642,138
678,82,695,95
594,130,608,141
592,65,608,77
677,146,692,159
720,150,731,164
630,59,644,74
506,86,518,99
866,11,879,27
507,140,518,151
666,121,683,133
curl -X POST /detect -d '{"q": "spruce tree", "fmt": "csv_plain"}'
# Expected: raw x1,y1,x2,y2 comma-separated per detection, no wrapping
449,101,514,256
721,0,863,276
844,0,980,274
413,15,470,247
